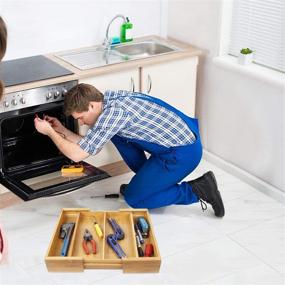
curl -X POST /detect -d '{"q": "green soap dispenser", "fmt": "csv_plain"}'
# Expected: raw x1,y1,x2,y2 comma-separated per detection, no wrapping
120,17,133,43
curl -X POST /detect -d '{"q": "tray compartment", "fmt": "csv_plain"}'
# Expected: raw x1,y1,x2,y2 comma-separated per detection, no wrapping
104,211,137,261
121,210,161,273
71,211,105,261
46,210,80,257
45,209,84,272
132,210,160,258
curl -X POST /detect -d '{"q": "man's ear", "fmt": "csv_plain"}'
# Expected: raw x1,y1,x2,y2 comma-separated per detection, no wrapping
89,101,101,111
89,102,94,110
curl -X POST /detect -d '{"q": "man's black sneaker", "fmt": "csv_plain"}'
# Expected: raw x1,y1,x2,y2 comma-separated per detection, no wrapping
188,171,225,217
120,184,128,196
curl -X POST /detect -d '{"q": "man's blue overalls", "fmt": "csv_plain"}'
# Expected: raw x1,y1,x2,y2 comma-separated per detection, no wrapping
111,93,203,209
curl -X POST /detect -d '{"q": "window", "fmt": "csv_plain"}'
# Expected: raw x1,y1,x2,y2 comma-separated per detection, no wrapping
229,0,285,72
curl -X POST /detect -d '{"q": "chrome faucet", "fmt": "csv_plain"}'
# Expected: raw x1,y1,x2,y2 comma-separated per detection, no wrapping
103,14,127,50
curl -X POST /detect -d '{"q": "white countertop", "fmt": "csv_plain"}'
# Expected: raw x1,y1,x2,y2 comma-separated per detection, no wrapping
4,36,202,94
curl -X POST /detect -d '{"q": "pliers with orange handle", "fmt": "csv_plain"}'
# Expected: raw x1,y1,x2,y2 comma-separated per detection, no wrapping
82,229,96,255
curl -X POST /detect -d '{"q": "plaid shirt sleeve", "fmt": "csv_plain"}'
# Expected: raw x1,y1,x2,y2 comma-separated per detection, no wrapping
78,105,130,154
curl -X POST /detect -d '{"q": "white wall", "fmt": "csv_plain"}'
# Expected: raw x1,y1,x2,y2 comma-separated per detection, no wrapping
168,0,285,193
1,0,163,60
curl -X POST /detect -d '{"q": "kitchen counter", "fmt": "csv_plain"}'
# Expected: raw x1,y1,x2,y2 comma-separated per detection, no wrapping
4,35,202,94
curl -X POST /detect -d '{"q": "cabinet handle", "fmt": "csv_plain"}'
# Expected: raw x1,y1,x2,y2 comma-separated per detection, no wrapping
147,74,152,94
130,77,135,92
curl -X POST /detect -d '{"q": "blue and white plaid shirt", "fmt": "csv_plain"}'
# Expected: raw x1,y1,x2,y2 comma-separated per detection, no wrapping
79,90,196,154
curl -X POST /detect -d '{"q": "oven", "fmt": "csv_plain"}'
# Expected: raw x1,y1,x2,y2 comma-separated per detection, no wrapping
0,80,109,200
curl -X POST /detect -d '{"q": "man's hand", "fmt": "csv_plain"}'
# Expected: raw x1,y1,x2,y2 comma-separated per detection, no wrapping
34,115,89,162
34,117,54,136
44,115,65,134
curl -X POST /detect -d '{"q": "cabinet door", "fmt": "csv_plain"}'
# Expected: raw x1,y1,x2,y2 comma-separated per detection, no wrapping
141,57,198,117
78,68,139,167
80,68,139,94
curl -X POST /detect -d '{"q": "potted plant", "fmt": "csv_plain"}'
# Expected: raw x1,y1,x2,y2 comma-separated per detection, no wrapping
238,48,254,65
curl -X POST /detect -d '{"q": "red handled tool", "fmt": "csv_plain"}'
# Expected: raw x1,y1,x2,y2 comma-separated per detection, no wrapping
82,229,96,255
145,243,154,257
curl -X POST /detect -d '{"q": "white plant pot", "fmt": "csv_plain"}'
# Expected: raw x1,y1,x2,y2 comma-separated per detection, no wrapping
238,53,253,65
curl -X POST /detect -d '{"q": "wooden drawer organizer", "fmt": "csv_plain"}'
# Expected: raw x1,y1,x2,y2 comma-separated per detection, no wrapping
45,208,161,273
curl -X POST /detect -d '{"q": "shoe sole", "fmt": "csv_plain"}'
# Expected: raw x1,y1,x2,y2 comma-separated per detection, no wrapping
207,171,225,217
120,184,128,196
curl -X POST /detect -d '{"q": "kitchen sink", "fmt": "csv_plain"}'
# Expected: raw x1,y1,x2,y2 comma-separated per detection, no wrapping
55,40,181,70
55,48,125,70
112,41,180,59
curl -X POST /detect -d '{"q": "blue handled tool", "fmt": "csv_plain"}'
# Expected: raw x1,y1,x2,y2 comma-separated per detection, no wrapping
107,218,125,240
106,234,126,259
106,218,126,258
59,223,75,256
136,217,150,238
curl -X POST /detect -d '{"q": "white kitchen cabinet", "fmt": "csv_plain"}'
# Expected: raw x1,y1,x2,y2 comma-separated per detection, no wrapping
78,68,139,167
141,57,198,117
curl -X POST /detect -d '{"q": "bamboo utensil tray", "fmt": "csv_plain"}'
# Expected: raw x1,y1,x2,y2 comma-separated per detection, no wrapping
45,208,161,273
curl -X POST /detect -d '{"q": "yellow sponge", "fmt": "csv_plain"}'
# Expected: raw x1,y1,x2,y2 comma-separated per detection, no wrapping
61,164,84,173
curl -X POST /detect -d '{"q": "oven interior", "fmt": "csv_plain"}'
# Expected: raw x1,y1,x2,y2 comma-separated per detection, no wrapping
1,105,74,176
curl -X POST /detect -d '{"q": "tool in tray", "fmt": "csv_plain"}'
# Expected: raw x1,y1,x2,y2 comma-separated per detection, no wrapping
82,229,96,255
106,218,126,258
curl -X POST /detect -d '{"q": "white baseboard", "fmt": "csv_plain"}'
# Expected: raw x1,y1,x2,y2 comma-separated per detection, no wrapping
203,150,285,204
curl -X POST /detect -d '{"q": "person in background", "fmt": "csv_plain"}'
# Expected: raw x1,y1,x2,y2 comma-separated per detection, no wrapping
34,83,225,217
0,16,7,100
0,15,7,263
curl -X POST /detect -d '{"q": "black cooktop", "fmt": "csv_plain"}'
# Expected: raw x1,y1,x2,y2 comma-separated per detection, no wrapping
0,55,74,87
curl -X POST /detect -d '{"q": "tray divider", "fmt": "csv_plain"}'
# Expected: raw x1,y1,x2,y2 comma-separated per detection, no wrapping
128,212,139,259
69,213,81,256
102,211,106,260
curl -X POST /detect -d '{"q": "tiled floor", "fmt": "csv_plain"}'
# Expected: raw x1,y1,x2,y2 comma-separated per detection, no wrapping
0,159,284,285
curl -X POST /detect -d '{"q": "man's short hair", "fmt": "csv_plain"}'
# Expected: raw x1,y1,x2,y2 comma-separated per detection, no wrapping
64,83,103,116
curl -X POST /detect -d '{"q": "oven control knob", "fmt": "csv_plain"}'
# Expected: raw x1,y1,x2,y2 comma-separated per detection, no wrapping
11,99,17,106
54,90,60,99
62,88,68,97
3,101,9,108
46,92,53,100
20,97,26,104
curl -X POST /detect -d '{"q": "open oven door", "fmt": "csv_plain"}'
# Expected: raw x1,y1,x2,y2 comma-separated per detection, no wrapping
0,97,110,201
0,159,110,201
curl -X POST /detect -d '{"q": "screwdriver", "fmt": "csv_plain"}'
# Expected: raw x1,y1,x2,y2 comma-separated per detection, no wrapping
135,235,144,257
90,193,120,199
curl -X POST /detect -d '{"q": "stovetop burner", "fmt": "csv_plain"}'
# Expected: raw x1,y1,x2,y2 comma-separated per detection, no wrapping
0,55,74,87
